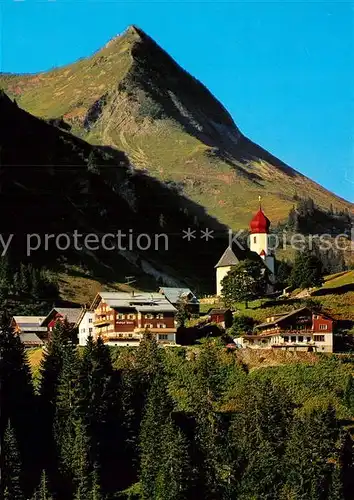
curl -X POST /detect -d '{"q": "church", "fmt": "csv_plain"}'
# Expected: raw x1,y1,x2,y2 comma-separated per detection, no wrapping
215,202,275,296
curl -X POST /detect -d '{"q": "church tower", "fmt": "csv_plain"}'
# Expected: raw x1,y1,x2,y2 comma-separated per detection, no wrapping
249,199,275,277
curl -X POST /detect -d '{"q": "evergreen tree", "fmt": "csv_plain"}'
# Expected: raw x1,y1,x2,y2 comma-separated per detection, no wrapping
72,419,101,500
343,375,354,413
289,250,324,289
276,260,293,289
77,336,118,493
30,471,53,500
139,373,190,500
39,318,74,415
53,340,80,490
19,263,31,295
0,255,11,299
2,422,25,500
229,380,294,499
119,334,165,489
0,311,36,496
175,294,190,328
283,405,339,500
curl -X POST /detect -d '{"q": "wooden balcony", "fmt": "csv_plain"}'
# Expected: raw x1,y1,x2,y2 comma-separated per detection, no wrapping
94,317,111,327
101,332,141,341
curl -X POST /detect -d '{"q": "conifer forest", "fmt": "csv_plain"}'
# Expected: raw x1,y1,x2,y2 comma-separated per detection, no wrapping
1,315,354,500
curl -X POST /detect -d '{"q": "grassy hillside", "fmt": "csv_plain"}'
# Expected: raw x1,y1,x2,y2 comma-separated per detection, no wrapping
0,89,243,296
1,26,352,230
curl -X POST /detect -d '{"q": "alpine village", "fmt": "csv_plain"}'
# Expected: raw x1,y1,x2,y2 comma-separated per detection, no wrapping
1,25,354,500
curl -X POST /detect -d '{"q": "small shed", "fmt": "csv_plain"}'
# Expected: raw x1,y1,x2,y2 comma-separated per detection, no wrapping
208,308,233,329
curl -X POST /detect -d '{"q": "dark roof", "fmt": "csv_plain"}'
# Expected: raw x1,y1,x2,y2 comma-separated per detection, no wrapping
215,246,240,268
255,307,311,329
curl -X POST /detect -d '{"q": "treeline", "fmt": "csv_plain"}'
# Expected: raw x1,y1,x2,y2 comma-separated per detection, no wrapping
0,258,59,314
2,318,354,499
287,197,352,236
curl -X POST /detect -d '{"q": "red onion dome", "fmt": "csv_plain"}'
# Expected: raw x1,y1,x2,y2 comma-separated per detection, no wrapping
250,209,270,234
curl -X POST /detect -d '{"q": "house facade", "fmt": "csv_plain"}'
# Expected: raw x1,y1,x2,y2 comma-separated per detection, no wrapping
208,308,233,329
239,307,334,353
76,310,95,346
90,292,177,346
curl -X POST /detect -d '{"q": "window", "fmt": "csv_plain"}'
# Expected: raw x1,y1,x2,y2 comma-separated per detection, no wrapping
117,314,124,320
159,334,168,340
319,324,328,330
253,236,257,244
128,314,135,320
156,313,164,319
157,323,166,328
307,337,311,342
314,315,319,319
89,328,93,333
144,323,153,329
89,318,92,323
314,335,325,342
298,336,304,342
82,328,85,333
128,334,133,338
145,314,153,319
291,336,296,343
283,336,289,342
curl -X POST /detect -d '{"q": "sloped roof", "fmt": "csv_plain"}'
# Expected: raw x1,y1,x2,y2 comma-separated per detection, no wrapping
91,292,176,313
159,287,199,304
41,307,82,325
19,333,43,345
255,307,311,329
215,246,240,268
14,316,45,325
209,308,231,315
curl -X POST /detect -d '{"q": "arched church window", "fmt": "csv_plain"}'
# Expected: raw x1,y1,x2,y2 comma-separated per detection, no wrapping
253,236,257,244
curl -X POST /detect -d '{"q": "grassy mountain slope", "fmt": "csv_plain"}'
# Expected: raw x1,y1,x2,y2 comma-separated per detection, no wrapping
0,89,241,296
0,26,352,229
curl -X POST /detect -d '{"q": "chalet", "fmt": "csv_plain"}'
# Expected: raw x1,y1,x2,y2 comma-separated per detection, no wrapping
239,307,334,353
11,316,46,347
41,307,82,333
90,292,177,346
76,309,95,346
208,308,233,329
159,287,199,315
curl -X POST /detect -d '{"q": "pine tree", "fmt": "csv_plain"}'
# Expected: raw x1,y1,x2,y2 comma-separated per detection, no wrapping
290,250,324,289
77,336,118,493
343,375,354,413
283,405,339,500
0,311,36,496
39,318,74,414
139,373,190,500
229,380,294,499
19,263,31,295
30,471,53,500
53,340,80,484
2,422,25,500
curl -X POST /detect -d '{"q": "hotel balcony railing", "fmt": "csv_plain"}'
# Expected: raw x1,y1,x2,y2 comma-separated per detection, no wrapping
101,332,141,341
94,318,112,327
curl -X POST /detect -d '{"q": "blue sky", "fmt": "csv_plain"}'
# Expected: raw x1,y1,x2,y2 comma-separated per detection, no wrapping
1,0,353,203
